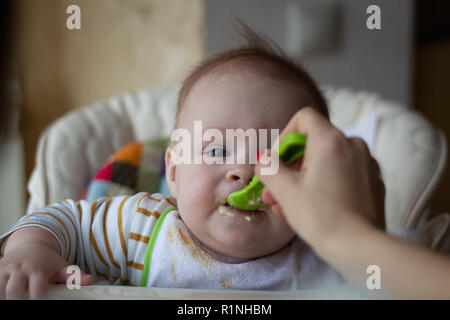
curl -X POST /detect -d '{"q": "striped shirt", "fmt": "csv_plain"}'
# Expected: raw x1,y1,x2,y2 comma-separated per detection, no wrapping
0,192,176,286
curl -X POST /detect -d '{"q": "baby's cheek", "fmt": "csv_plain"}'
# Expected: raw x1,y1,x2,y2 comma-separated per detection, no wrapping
176,165,220,217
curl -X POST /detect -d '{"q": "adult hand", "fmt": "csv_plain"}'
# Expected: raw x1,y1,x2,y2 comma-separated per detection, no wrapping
256,107,450,299
255,107,385,248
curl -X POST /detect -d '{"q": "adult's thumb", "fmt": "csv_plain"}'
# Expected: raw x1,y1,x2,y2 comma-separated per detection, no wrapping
255,154,299,205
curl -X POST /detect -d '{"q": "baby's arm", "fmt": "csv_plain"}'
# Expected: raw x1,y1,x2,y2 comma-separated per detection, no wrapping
0,195,131,299
0,227,93,299
0,192,172,299
0,195,111,299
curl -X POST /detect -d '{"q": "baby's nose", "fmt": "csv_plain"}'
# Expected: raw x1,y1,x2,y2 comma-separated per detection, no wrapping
226,166,254,185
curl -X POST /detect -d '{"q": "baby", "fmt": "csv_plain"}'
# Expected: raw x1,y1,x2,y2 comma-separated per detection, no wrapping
0,29,342,299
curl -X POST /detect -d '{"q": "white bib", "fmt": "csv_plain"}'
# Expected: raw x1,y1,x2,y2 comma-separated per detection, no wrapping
146,211,343,290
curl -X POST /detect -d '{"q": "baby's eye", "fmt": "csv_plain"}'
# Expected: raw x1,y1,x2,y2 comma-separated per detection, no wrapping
209,148,229,158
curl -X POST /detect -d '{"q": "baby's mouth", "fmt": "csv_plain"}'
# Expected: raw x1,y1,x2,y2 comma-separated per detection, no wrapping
217,203,267,222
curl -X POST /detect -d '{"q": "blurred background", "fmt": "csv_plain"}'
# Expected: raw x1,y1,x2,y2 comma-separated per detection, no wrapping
0,0,448,233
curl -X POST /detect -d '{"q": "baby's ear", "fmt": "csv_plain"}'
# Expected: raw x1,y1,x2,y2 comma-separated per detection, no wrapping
164,147,177,199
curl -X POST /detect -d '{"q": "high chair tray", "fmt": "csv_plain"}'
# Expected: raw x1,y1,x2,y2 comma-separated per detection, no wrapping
43,284,366,300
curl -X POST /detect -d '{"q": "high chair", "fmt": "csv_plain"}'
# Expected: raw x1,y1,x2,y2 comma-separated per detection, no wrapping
25,84,449,299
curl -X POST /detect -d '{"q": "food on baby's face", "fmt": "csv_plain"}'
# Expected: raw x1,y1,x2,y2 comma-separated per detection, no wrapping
218,205,235,218
217,204,267,223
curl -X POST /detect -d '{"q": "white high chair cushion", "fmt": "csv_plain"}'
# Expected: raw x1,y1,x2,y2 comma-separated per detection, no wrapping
28,85,179,211
325,87,447,231
27,85,447,234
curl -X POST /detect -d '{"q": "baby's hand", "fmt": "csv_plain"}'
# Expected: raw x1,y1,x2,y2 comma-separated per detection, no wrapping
0,228,93,299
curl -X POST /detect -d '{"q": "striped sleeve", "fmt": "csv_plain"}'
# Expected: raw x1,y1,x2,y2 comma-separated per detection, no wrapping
0,192,176,285
0,204,78,262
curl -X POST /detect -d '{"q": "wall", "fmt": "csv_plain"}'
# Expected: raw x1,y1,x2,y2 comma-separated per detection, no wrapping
10,0,205,183
414,42,450,216
207,0,413,106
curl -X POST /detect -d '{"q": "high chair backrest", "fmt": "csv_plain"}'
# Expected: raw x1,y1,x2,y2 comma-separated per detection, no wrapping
26,85,448,248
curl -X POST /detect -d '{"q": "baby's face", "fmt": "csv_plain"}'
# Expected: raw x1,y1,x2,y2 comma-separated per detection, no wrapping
166,70,307,259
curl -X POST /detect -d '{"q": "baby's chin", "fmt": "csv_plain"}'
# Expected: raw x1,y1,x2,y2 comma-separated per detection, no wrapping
213,204,269,235
202,209,291,258
180,205,294,259
206,229,294,260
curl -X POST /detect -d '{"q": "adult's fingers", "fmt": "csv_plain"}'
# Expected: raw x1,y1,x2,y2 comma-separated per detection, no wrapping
255,153,299,208
348,137,370,155
261,188,277,205
271,203,283,215
271,107,334,151
370,156,386,229
348,137,386,229
371,155,383,181
256,107,335,211
261,189,284,215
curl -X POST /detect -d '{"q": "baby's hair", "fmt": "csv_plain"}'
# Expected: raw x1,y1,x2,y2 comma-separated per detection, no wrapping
175,23,329,127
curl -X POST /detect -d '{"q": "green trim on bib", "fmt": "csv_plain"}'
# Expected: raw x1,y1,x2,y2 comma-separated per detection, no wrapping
139,207,177,287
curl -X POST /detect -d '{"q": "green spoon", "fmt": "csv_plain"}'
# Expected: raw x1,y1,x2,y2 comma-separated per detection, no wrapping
227,132,307,211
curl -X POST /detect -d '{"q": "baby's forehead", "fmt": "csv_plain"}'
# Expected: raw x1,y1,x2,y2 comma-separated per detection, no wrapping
177,78,305,134
181,60,304,107
183,57,304,101
174,57,319,133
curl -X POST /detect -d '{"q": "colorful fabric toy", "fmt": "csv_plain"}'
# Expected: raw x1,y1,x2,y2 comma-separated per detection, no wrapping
83,138,170,201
